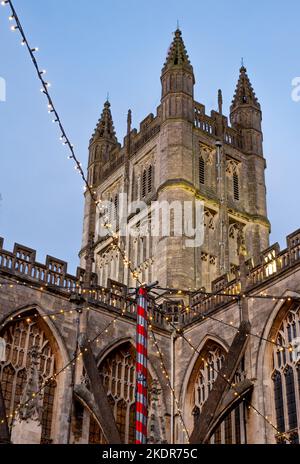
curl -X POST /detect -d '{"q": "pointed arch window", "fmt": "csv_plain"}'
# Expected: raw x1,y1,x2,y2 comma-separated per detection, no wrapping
199,156,205,185
273,371,285,433
285,367,297,430
97,342,150,444
272,306,300,442
0,313,57,443
188,341,246,444
233,172,239,200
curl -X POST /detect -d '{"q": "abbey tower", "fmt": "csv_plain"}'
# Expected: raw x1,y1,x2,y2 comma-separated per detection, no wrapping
80,28,270,292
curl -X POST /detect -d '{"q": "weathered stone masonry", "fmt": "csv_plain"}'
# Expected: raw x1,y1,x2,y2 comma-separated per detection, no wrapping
1,28,300,444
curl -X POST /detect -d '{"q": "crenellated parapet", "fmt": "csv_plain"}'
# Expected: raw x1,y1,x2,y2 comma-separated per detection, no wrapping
190,228,300,319
194,101,243,149
0,238,79,290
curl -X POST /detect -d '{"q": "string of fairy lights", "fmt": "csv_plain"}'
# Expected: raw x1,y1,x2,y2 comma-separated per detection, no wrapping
151,288,298,352
1,274,297,352
0,0,297,444
0,307,122,427
1,0,142,286
0,286,293,442
0,273,295,441
149,296,293,443
149,327,190,442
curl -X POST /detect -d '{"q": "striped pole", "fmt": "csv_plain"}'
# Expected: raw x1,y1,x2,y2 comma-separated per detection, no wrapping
135,286,148,444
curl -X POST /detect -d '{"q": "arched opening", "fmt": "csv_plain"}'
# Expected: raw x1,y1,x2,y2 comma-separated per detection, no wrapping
185,339,247,444
87,341,153,444
270,304,300,443
0,310,60,443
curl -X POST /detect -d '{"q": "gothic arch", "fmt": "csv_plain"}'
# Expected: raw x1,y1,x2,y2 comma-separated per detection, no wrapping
257,290,300,443
0,303,70,370
0,304,71,444
181,335,228,423
181,335,247,444
87,337,167,444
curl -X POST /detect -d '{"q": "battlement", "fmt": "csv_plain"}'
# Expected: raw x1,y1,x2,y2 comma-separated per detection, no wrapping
96,98,245,184
194,101,242,149
0,238,80,290
189,228,300,320
2,228,300,329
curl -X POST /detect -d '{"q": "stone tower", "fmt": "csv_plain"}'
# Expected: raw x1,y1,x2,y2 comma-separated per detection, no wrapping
80,29,270,291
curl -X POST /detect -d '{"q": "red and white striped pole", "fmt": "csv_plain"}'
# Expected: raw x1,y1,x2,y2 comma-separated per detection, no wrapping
135,286,148,444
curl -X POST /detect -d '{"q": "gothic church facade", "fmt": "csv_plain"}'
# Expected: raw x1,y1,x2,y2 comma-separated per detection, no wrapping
0,29,300,445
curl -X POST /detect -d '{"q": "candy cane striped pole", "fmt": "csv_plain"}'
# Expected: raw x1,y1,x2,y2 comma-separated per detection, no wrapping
135,286,148,444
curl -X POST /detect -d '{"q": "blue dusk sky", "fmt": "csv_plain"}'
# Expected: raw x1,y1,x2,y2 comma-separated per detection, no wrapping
0,0,300,275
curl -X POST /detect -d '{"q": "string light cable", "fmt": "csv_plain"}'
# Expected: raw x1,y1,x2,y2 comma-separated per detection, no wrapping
0,276,296,352
1,0,142,285
150,287,298,353
1,308,123,426
153,285,300,303
148,295,292,443
149,327,190,442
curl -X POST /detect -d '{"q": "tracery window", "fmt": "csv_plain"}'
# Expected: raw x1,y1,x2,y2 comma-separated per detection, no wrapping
191,341,247,444
89,415,107,444
88,342,144,444
0,313,57,443
272,306,300,443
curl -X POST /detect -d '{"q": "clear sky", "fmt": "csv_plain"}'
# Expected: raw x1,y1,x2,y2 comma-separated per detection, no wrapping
0,0,300,275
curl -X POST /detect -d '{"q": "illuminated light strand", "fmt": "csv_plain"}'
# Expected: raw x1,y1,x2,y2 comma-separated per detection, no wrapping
149,328,190,443
153,285,300,302
0,306,81,328
151,299,292,444
1,308,121,427
150,289,296,352
2,0,141,285
0,278,131,294
0,276,295,352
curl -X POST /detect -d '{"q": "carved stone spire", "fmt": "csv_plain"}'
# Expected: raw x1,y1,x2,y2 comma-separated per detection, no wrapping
230,66,260,111
218,89,223,114
230,66,263,156
160,29,195,122
90,100,118,144
161,28,194,77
